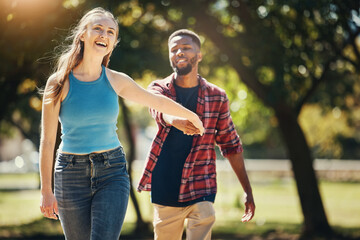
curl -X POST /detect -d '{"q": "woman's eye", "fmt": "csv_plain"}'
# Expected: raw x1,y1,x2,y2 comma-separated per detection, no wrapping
108,31,114,35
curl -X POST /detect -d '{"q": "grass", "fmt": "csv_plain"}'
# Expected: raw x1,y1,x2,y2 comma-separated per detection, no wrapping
320,181,360,228
0,172,360,239
0,190,41,226
0,173,39,190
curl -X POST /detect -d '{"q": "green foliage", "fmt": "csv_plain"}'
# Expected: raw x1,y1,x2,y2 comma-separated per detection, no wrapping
0,0,359,159
108,0,360,159
0,0,80,146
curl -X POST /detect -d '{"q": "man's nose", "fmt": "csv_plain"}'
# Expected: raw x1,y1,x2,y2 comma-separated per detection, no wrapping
176,49,184,56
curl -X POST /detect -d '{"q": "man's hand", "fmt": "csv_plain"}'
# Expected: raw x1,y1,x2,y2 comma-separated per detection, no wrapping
241,192,255,222
227,152,255,222
163,114,201,135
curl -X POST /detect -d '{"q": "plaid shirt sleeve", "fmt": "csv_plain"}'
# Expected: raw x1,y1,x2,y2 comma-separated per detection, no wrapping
215,93,243,157
147,81,170,128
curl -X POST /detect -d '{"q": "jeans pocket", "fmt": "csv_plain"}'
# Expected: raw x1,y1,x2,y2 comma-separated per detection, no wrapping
106,155,128,176
55,154,73,172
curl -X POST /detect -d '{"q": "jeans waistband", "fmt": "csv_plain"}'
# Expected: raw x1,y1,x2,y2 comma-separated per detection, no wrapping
57,146,124,162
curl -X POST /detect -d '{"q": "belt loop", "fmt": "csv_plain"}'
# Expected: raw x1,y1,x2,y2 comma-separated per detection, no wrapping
102,152,110,167
69,155,75,166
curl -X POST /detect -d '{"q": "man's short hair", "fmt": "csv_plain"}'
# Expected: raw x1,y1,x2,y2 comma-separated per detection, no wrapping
168,29,201,49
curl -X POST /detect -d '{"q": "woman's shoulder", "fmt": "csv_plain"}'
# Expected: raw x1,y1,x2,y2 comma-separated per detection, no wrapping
104,67,134,95
44,72,70,102
45,72,69,86
105,67,132,82
46,73,59,88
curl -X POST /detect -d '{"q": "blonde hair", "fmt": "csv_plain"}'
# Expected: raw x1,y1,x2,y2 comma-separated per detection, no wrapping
45,7,119,104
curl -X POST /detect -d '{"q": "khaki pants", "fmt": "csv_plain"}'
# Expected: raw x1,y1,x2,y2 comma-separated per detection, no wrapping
153,201,216,240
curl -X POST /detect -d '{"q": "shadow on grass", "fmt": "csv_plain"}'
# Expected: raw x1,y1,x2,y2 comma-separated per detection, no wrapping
0,219,359,240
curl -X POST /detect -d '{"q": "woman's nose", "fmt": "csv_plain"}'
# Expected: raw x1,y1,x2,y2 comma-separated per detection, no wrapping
99,30,107,39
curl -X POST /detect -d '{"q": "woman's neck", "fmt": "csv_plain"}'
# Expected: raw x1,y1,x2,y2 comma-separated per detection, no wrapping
73,54,104,81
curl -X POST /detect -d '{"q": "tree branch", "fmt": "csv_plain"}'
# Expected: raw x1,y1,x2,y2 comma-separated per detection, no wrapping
8,118,31,140
296,59,332,114
179,1,270,105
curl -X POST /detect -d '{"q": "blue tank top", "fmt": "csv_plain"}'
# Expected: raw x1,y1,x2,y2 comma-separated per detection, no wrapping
58,65,120,154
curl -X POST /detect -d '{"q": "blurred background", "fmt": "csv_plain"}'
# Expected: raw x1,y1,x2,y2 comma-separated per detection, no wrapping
0,0,359,239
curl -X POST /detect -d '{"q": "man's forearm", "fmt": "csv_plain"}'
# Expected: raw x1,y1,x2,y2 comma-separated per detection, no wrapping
227,152,253,194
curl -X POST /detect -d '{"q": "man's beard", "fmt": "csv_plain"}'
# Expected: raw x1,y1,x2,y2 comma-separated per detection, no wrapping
172,56,197,76
175,64,192,75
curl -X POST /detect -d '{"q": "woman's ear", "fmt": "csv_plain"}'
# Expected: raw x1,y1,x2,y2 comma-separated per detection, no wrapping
79,30,86,42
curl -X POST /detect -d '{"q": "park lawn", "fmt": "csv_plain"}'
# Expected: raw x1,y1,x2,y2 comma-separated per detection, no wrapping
0,173,39,189
0,190,42,226
0,173,359,238
319,181,360,227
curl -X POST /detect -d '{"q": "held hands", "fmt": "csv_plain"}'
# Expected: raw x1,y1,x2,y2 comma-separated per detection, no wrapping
164,114,204,136
177,119,202,135
241,192,255,222
40,191,59,220
190,115,205,136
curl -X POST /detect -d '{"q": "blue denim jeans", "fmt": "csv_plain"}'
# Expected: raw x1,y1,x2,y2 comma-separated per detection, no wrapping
54,146,130,240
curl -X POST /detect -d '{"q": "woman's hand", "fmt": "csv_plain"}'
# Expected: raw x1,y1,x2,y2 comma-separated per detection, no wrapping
190,113,205,136
40,191,59,220
163,114,202,135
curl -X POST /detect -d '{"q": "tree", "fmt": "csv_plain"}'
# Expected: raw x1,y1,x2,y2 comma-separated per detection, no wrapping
111,0,360,237
0,0,78,148
1,0,359,237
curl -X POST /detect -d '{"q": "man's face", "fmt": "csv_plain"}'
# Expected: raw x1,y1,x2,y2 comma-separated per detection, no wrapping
168,35,201,76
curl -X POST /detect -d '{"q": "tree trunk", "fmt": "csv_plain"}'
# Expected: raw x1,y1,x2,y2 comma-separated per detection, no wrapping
275,104,332,237
119,99,151,234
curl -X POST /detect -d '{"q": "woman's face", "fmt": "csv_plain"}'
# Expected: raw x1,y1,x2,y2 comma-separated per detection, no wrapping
81,15,118,57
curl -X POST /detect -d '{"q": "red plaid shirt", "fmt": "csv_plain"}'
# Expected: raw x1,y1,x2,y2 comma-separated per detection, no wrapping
137,74,243,202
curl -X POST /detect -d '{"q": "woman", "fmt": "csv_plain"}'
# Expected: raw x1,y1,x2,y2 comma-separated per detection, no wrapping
39,7,204,240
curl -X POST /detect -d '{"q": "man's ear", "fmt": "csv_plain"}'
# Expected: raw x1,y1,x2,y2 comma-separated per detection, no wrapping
197,52,203,62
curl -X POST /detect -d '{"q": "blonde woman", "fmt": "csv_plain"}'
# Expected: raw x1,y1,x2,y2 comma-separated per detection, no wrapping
39,8,204,240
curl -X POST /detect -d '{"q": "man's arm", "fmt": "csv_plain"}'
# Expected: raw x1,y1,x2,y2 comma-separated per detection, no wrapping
226,152,255,222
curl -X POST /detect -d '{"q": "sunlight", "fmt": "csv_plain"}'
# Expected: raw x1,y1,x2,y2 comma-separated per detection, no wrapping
3,0,61,18
63,0,85,9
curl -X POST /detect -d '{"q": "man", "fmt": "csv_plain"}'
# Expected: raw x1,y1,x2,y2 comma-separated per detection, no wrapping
138,29,255,240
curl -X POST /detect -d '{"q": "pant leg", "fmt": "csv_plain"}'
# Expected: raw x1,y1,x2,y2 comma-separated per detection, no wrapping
54,154,92,240
58,205,92,240
90,151,130,240
153,204,187,240
186,201,216,240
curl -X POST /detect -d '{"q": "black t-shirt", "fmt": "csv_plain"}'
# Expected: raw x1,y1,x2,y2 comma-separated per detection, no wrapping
151,83,215,207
